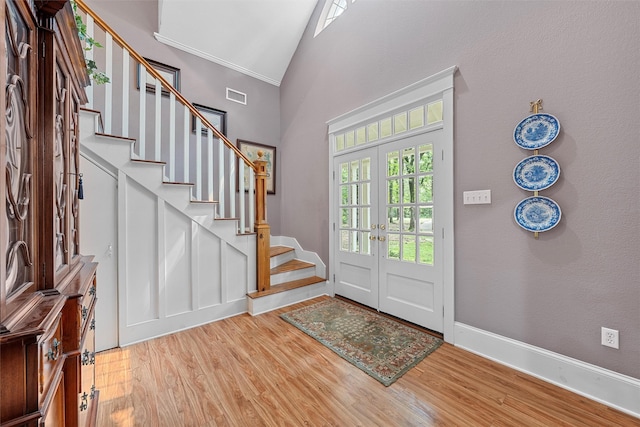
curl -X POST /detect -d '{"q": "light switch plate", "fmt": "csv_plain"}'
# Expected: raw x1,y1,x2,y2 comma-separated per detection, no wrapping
463,190,491,205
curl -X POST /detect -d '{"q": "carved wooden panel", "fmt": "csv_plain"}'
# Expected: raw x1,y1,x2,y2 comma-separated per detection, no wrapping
4,0,35,298
54,63,67,271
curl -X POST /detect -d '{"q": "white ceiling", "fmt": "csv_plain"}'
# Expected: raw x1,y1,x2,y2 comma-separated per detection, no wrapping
155,0,318,86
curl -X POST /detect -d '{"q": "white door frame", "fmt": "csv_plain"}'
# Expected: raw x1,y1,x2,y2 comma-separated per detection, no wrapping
327,66,457,343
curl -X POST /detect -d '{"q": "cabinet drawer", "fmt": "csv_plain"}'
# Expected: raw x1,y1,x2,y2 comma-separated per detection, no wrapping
78,310,97,426
79,276,97,333
40,313,65,403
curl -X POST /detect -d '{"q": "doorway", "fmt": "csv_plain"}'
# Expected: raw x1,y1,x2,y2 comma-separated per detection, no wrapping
334,130,443,331
327,66,456,339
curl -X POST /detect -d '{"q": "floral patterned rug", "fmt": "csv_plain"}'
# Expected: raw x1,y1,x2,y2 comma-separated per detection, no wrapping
280,298,443,386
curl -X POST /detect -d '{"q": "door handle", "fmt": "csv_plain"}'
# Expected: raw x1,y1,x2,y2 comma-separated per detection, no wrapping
379,224,386,230
378,236,386,242
369,235,377,241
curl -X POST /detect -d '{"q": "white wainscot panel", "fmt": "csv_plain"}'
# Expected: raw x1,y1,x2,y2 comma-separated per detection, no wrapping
164,204,193,317
195,224,222,309
226,243,248,302
126,179,159,326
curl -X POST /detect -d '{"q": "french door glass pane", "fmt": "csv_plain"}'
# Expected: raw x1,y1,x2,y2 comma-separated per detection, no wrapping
403,235,416,262
362,207,370,229
419,144,433,172
388,207,400,232
362,158,371,180
340,162,349,183
350,160,359,181
362,231,371,255
341,185,349,205
351,184,359,204
388,179,399,204
419,176,432,203
387,152,399,177
387,234,400,260
419,236,434,265
402,178,415,203
341,208,349,227
351,231,360,252
340,230,349,251
402,147,415,174
403,207,415,232
419,207,433,232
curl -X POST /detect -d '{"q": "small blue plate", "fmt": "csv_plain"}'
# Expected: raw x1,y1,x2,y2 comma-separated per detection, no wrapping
513,155,560,191
514,113,560,150
514,196,561,232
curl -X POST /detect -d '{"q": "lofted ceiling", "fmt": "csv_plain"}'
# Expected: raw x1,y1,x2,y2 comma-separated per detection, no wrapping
155,0,319,87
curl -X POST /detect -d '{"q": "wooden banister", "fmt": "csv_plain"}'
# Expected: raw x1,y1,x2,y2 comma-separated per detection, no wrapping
75,0,272,293
254,153,270,292
74,0,256,171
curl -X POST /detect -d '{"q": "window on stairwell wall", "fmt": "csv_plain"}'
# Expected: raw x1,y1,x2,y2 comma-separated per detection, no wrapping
314,0,357,37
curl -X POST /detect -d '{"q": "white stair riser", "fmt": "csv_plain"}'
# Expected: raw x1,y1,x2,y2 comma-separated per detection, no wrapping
247,281,330,316
271,266,316,286
270,250,295,269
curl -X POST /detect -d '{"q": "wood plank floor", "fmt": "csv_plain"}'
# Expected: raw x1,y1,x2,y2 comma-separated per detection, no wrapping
95,296,639,426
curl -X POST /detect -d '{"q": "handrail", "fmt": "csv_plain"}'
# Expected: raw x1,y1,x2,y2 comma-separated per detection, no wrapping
74,0,257,172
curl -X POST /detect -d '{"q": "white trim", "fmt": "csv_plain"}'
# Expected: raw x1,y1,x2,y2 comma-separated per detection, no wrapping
327,66,457,133
153,32,281,87
454,322,640,419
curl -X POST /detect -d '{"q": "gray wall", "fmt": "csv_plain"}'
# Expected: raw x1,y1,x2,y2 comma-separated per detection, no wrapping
85,0,283,234
280,1,640,378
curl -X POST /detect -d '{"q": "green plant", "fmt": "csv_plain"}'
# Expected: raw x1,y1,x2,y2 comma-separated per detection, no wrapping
71,1,110,84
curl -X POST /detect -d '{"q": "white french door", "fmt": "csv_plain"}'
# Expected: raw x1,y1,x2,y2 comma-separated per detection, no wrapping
334,130,444,332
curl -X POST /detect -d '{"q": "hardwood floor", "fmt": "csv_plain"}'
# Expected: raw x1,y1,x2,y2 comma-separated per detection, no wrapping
96,296,639,426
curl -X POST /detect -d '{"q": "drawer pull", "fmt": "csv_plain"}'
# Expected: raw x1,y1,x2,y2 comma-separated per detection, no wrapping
91,385,96,400
80,392,88,411
89,285,96,296
90,318,96,330
82,349,90,365
46,338,61,361
82,306,88,320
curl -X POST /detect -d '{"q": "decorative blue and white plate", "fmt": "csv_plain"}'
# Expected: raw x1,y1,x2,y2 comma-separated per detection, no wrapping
514,196,561,232
513,113,560,150
513,155,560,191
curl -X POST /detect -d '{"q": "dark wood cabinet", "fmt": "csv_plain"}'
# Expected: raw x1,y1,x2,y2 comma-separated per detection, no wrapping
1,1,97,426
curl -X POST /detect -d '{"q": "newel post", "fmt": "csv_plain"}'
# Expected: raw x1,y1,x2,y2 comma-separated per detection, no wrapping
254,151,270,292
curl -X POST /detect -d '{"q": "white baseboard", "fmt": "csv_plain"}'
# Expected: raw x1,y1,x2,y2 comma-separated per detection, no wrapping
454,322,640,419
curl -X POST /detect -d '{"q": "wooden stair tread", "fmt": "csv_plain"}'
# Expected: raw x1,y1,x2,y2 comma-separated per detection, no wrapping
132,159,166,165
270,246,294,258
247,276,326,299
271,259,314,274
163,181,194,186
95,132,136,143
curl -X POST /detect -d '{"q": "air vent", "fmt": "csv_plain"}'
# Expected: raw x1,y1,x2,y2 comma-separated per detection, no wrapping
226,88,247,105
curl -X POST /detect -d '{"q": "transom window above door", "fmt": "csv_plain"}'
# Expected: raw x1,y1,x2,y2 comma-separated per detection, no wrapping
334,100,443,153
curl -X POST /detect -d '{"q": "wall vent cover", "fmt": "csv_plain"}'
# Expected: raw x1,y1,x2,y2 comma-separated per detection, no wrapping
226,88,247,105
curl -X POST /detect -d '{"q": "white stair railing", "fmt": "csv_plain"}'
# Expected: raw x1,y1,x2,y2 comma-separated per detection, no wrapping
76,0,256,232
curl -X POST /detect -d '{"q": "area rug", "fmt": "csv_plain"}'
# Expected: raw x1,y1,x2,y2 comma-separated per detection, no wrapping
280,298,443,386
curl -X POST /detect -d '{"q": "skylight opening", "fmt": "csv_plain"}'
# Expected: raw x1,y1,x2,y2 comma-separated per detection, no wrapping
314,0,356,37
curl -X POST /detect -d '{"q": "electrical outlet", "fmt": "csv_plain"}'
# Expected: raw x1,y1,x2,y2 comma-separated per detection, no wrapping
601,327,619,349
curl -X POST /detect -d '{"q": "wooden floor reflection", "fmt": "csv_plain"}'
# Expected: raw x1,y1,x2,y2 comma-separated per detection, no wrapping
96,296,638,426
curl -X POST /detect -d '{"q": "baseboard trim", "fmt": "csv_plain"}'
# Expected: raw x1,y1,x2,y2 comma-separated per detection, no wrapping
454,322,640,419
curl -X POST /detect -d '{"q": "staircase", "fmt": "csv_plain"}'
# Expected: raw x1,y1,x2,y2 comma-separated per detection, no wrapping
76,0,327,346
248,243,326,315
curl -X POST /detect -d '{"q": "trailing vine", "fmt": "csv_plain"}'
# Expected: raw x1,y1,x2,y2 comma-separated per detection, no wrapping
71,1,110,84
